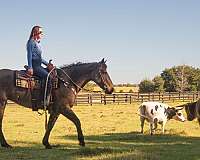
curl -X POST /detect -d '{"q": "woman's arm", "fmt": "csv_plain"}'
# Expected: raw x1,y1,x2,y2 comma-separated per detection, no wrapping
27,40,33,69
42,58,48,66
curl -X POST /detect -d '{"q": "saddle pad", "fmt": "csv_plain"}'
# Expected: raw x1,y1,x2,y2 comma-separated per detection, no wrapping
15,71,41,89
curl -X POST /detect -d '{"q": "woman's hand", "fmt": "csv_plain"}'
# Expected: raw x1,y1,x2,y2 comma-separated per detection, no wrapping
27,68,33,75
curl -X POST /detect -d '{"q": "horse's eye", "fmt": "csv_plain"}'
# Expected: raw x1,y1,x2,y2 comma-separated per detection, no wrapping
177,113,182,116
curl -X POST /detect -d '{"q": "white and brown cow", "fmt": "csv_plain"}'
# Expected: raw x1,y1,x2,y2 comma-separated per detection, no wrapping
139,102,185,135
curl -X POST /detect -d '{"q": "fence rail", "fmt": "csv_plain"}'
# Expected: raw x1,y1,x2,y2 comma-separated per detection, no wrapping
75,91,200,105
8,92,200,106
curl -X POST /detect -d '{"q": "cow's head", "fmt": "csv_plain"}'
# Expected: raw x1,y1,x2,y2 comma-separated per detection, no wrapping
166,107,185,122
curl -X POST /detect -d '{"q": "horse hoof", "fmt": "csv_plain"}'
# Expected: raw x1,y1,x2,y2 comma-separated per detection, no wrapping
45,145,52,149
79,141,85,147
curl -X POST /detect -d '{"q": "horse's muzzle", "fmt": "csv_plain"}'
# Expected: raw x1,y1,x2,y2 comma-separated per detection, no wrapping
105,87,114,94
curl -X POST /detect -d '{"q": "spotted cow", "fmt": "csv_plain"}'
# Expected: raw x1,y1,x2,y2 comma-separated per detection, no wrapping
139,102,185,135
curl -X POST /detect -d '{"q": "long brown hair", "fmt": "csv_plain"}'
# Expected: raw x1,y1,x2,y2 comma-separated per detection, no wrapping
28,25,42,40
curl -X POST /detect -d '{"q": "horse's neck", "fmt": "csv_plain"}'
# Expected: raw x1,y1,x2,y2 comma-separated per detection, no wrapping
71,76,91,93
61,63,96,92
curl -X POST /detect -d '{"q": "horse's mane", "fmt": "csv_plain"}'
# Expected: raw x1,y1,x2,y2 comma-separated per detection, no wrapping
60,62,98,69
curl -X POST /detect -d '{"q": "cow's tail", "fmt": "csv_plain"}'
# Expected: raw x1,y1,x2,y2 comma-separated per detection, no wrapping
136,105,150,119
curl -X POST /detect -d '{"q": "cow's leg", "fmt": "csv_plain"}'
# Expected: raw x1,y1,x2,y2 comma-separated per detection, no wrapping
140,116,145,133
161,121,166,134
60,107,85,146
0,94,11,148
42,112,59,149
150,123,154,135
153,118,158,130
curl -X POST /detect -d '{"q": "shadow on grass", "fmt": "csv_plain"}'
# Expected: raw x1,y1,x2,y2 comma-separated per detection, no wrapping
0,132,200,160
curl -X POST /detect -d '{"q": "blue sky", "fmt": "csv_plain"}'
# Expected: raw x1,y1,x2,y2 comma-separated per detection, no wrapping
0,0,200,84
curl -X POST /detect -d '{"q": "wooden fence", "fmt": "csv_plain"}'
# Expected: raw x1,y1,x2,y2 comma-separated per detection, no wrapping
75,92,200,105
8,92,200,106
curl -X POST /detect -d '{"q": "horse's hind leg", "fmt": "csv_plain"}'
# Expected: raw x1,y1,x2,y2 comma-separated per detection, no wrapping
0,94,11,148
42,112,59,149
61,107,85,146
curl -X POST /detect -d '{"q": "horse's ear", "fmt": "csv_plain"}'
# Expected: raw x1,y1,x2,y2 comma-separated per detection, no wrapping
100,58,107,64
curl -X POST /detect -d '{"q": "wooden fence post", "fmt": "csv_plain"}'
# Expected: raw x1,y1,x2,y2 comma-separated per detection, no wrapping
104,94,106,105
125,94,128,103
113,94,115,103
159,92,160,101
90,94,92,106
88,94,90,104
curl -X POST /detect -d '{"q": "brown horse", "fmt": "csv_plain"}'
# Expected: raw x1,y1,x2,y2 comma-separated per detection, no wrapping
176,100,200,125
0,58,114,149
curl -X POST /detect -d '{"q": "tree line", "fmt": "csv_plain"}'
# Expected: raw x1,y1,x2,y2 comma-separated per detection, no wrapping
139,65,200,93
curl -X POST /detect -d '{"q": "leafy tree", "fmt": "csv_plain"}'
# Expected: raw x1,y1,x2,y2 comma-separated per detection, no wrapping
139,79,154,93
161,65,200,92
129,89,134,93
152,76,164,92
161,68,177,92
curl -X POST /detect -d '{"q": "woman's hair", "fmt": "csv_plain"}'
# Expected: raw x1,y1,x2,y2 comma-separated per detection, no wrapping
29,25,42,40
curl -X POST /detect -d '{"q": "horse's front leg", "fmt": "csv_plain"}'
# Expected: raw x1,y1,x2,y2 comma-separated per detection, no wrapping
0,92,12,148
42,112,59,149
61,106,85,146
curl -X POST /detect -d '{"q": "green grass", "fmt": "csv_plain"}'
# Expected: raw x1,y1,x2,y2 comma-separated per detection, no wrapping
0,102,200,160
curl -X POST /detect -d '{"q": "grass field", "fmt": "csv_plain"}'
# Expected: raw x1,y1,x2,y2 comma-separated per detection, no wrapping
0,102,200,160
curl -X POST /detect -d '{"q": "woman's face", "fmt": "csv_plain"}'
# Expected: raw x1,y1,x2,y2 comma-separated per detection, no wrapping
36,28,43,41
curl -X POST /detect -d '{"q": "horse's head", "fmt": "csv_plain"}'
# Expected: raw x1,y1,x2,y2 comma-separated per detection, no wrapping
185,102,197,121
92,58,114,94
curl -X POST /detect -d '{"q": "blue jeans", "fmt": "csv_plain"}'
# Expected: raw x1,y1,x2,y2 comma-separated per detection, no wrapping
33,65,52,99
33,65,48,79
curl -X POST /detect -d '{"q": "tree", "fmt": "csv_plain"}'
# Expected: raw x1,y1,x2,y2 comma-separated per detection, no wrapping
139,79,154,93
161,68,177,92
161,65,200,92
152,76,164,92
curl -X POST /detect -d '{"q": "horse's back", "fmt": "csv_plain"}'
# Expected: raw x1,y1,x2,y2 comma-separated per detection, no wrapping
0,69,15,78
0,69,15,89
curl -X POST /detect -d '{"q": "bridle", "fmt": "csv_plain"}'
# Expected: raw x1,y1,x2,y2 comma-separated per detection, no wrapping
98,69,108,90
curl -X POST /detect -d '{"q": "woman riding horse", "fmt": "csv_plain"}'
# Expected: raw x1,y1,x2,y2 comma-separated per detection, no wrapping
26,25,53,106
0,58,114,149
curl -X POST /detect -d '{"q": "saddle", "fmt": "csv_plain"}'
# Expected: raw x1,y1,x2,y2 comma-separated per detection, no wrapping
15,70,41,89
15,66,58,111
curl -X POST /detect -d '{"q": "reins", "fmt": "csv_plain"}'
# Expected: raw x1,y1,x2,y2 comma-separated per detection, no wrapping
57,68,94,93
